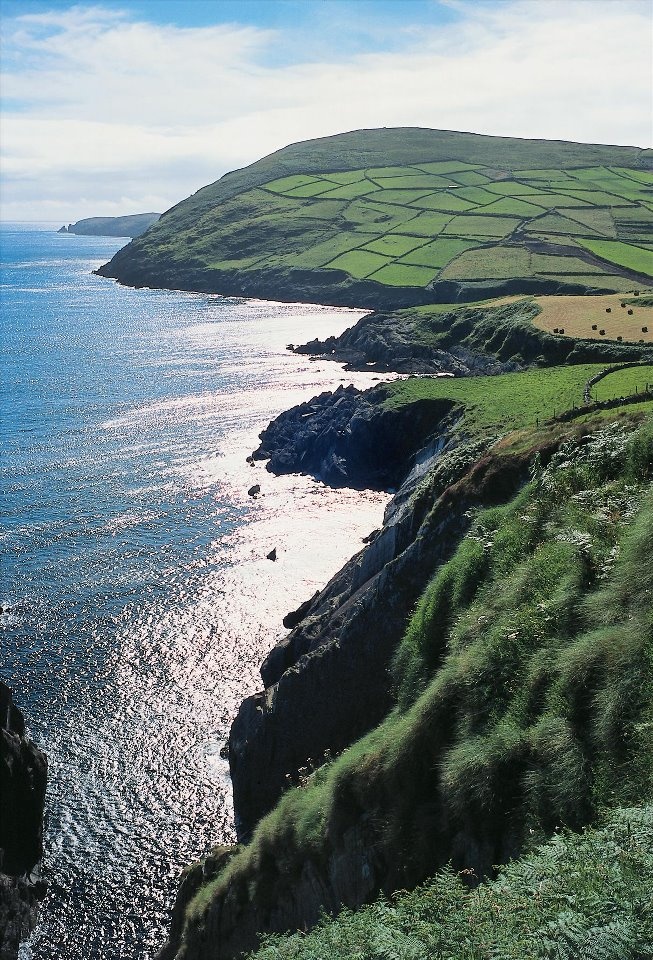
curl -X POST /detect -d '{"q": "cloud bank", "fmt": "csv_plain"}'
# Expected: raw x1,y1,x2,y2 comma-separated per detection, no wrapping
1,0,651,221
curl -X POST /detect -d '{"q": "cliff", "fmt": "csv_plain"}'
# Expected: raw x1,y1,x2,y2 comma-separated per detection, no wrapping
0,683,47,960
158,404,653,960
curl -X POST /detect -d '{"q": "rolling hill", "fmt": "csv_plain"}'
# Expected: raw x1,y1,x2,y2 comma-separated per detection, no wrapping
97,128,652,306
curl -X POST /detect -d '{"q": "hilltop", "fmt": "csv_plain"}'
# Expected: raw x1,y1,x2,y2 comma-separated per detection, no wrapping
96,128,652,305
59,212,160,238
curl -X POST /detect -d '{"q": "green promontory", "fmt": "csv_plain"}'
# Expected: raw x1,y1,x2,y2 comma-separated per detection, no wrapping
59,212,160,238
96,128,652,306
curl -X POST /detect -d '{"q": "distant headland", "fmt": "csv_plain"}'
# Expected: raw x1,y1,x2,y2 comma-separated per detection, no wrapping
58,212,160,238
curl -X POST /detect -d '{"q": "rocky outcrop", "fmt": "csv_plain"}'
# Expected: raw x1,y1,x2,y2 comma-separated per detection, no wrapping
252,383,458,490
230,432,505,842
0,683,47,960
294,301,653,375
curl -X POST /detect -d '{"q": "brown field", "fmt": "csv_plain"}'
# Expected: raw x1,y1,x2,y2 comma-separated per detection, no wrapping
531,293,653,343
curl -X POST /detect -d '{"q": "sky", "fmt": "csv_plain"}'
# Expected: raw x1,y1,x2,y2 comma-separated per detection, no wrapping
1,0,651,222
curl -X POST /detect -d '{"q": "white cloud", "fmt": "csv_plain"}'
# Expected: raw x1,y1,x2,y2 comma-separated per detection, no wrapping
1,0,651,221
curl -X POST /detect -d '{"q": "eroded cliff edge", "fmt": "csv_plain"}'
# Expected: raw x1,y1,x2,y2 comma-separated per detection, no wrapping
157,388,562,960
0,682,47,960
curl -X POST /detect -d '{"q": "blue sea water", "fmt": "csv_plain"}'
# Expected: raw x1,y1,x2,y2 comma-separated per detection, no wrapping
0,224,389,959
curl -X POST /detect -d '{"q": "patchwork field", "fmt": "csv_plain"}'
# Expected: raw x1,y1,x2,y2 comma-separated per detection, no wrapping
100,128,653,304
252,162,653,290
531,292,653,342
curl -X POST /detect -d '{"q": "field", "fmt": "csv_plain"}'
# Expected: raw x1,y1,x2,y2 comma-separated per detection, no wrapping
531,292,653,342
381,363,606,435
248,161,653,290
591,364,653,402
110,129,653,302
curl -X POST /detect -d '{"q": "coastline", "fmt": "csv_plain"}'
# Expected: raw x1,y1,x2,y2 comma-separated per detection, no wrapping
3,223,405,960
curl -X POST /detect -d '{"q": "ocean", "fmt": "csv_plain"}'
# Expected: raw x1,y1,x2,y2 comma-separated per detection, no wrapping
0,223,390,959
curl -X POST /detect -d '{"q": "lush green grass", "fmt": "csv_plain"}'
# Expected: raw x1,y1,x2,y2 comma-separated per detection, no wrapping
361,234,429,257
442,214,520,238
249,805,653,960
327,249,391,279
440,246,531,280
368,263,437,287
381,364,604,434
400,237,481,268
577,238,653,276
591,364,653,402
481,196,546,217
101,128,653,300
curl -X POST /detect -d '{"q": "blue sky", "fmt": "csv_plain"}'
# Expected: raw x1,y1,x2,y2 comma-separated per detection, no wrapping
1,0,651,221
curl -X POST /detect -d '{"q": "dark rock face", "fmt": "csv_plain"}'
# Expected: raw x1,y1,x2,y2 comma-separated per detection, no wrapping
252,383,457,490
229,434,500,842
0,683,47,960
295,312,520,376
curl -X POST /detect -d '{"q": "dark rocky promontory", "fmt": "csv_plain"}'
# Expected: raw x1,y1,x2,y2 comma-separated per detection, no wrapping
0,682,47,959
251,382,458,490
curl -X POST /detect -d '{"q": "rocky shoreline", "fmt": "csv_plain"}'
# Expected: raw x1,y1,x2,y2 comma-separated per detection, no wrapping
0,683,47,960
159,403,575,959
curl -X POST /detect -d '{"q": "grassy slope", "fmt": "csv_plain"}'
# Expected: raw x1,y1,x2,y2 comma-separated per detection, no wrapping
250,805,653,960
180,409,653,957
98,129,653,304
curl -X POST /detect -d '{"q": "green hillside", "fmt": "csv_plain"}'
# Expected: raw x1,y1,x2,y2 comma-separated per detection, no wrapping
250,806,653,960
97,128,653,305
172,409,653,959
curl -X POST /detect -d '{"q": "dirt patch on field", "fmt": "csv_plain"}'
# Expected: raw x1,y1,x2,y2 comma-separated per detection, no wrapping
531,293,653,343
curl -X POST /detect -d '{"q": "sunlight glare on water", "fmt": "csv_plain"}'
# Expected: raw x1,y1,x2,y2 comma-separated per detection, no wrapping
1,225,391,959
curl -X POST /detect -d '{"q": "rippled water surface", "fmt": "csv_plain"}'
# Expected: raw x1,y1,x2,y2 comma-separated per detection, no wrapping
1,224,390,959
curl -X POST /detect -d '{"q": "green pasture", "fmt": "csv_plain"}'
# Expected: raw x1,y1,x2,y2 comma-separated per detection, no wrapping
381,363,606,435
400,237,481,268
361,234,428,257
591,364,653,402
443,214,520,238
368,262,437,287
578,238,653,275
446,169,491,186
327,249,391,279
482,196,546,217
409,193,477,212
141,150,653,294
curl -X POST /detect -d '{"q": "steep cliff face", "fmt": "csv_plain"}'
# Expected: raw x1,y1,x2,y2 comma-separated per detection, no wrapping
229,419,549,844
252,382,458,489
0,682,47,960
159,414,653,960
